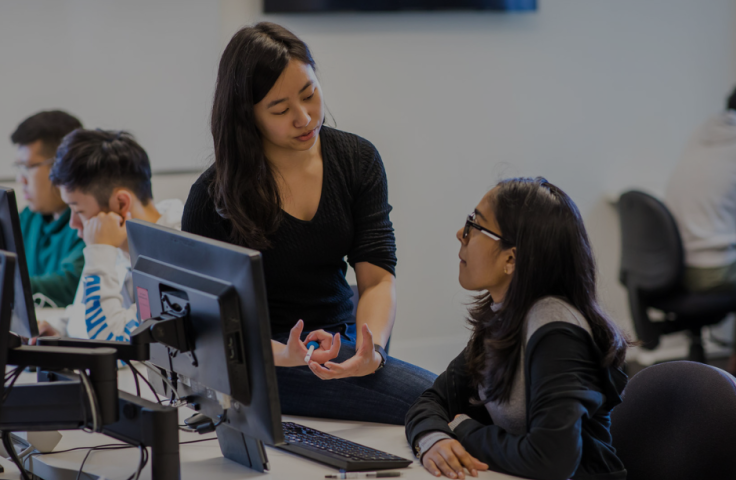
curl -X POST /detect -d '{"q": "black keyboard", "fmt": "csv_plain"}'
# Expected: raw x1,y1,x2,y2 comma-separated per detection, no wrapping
277,421,413,471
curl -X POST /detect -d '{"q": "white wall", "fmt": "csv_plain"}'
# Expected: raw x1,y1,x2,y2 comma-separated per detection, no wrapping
2,0,736,373
235,0,736,370
0,1,219,176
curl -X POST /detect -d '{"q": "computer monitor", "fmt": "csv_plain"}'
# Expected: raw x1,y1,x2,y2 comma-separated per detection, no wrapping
127,220,283,470
0,250,17,399
0,187,38,338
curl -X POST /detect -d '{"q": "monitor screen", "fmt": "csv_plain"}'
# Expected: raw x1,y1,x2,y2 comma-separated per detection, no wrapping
0,188,38,338
264,0,537,13
127,220,283,447
0,250,17,399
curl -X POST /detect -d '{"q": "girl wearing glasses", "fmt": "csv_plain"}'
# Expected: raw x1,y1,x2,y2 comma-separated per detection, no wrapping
406,178,630,479
182,22,435,424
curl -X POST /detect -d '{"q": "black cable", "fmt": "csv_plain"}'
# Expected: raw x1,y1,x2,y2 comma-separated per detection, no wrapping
75,447,94,480
2,431,31,480
2,367,23,403
125,361,162,405
23,444,135,469
139,446,149,480
75,444,143,480
123,444,147,480
79,370,101,432
180,437,218,445
130,363,141,397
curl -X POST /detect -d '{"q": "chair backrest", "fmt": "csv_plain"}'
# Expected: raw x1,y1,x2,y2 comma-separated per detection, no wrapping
610,361,736,480
618,190,684,292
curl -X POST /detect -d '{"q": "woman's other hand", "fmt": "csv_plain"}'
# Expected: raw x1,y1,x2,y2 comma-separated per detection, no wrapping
308,324,382,379
422,439,488,479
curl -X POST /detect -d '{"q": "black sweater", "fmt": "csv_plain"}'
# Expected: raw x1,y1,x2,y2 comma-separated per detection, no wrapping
182,126,397,336
405,323,628,480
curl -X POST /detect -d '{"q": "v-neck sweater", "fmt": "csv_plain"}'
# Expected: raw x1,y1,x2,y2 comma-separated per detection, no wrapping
182,126,397,336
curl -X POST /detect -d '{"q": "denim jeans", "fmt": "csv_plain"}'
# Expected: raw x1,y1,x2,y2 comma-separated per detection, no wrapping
274,326,437,425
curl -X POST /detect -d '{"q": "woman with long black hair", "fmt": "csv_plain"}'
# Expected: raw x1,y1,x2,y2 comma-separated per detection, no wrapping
405,178,630,479
182,22,435,424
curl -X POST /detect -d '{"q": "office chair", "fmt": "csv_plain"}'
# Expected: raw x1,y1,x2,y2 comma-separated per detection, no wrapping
618,190,736,362
610,361,736,480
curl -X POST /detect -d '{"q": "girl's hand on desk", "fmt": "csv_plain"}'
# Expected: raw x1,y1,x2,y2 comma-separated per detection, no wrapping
274,319,341,367
29,320,61,345
422,439,488,479
308,324,381,379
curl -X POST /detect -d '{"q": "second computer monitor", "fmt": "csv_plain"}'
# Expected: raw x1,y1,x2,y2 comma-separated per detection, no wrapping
127,220,283,447
0,187,38,338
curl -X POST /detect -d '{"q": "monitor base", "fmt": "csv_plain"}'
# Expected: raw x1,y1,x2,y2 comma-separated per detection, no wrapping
217,424,269,472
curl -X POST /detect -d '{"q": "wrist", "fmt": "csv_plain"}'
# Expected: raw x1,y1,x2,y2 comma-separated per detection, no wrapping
272,342,295,367
371,350,382,370
372,344,387,373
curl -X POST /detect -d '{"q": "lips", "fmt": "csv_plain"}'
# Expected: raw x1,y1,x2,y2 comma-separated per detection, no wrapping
296,125,319,142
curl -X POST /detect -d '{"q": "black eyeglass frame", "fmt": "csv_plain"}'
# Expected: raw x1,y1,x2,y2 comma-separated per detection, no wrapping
463,212,510,244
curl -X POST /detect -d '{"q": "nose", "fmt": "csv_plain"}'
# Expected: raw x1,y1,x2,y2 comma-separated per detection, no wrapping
293,106,311,129
457,227,466,243
69,211,82,231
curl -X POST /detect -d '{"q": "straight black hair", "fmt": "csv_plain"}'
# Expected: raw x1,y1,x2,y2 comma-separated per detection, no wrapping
49,129,153,207
10,110,82,156
210,22,316,250
465,177,631,403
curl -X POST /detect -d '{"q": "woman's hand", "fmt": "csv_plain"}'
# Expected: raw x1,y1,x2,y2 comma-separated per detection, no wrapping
273,319,341,367
308,324,382,379
422,439,488,479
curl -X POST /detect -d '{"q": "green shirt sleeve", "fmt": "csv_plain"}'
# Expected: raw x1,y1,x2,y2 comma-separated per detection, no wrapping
29,241,85,307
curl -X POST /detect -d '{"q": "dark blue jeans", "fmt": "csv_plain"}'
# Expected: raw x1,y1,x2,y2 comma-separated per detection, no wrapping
274,326,437,425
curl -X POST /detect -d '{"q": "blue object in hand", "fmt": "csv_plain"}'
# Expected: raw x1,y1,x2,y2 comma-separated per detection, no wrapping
304,341,320,363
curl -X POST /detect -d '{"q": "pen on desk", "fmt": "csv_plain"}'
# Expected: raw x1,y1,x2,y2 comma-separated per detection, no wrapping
325,472,402,479
304,341,320,363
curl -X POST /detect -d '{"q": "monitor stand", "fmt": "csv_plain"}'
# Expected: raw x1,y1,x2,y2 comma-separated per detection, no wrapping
216,424,269,472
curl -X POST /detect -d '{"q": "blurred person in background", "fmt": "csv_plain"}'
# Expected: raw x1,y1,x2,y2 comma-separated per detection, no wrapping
10,110,85,309
665,85,736,374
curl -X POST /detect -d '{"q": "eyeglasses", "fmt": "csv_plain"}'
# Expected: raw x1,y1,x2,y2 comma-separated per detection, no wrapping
463,211,508,243
13,157,55,177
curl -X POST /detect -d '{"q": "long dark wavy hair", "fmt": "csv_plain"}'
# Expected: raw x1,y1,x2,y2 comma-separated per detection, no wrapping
465,177,631,403
210,22,316,249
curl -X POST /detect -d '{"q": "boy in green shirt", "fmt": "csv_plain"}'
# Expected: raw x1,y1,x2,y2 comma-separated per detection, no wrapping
10,110,85,307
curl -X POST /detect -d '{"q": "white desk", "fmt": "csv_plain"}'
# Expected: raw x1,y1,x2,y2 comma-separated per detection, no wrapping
12,368,522,480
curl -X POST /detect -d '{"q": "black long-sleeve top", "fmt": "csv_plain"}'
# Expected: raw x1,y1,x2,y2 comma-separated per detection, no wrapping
182,126,397,336
405,322,628,480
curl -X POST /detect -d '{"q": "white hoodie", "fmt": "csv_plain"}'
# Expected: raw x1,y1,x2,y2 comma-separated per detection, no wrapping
63,199,184,340
665,112,736,268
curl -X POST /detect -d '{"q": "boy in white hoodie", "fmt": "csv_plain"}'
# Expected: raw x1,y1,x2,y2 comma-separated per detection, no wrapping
43,129,184,342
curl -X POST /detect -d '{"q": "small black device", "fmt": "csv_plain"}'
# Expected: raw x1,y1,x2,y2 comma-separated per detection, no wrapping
279,422,413,471
0,187,38,338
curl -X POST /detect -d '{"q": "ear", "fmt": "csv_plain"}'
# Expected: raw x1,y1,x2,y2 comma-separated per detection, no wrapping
108,189,134,218
505,247,517,276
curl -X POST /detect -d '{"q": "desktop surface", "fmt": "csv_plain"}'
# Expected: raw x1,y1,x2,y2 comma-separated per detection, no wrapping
14,367,524,480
